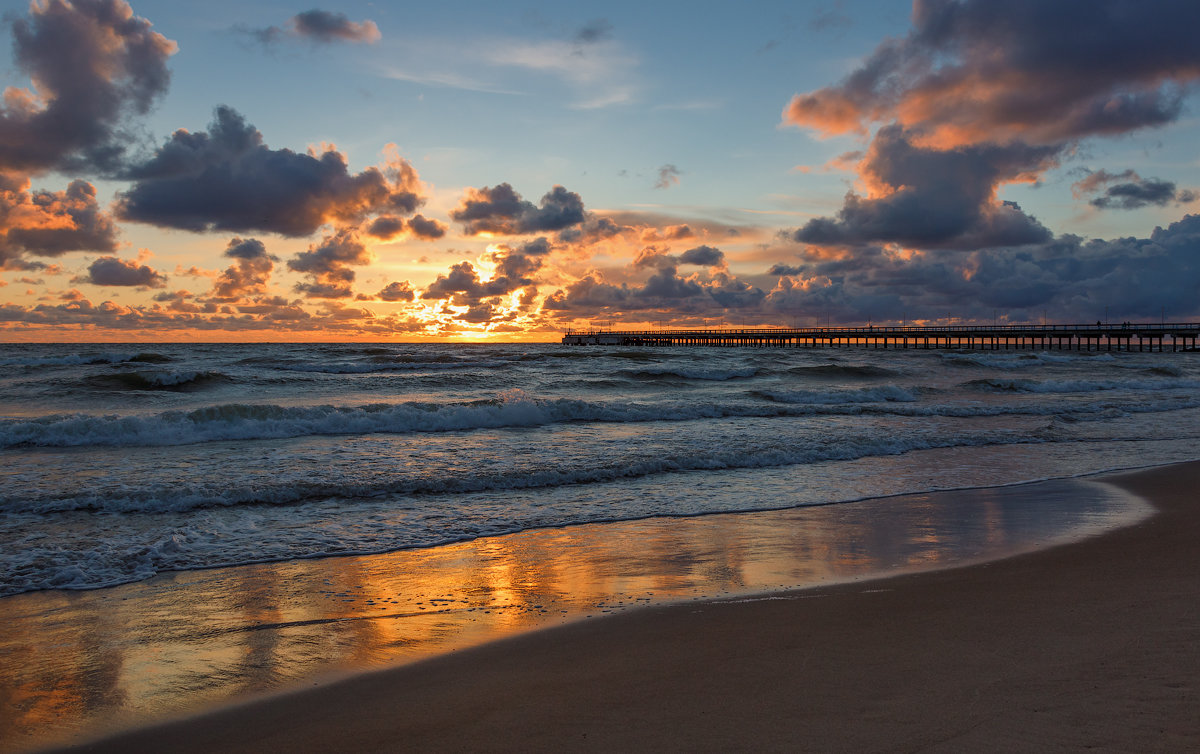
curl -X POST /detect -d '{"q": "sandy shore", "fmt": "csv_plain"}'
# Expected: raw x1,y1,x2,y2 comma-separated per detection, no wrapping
54,462,1199,752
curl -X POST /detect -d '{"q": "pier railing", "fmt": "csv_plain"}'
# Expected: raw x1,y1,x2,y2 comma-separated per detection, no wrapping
561,323,1200,352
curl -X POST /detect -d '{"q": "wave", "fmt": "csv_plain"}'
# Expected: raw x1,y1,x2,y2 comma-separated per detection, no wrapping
4,428,1042,515
84,370,231,391
0,392,759,448
963,377,1200,393
1143,365,1186,377
0,351,171,368
7,387,1200,450
269,359,511,374
752,385,918,404
940,352,1113,370
623,366,759,381
787,364,899,378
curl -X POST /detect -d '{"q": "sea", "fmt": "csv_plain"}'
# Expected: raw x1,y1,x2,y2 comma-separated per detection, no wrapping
2,339,1199,599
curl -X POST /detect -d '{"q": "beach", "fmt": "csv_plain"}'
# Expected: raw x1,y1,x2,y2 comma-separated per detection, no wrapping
47,460,1199,752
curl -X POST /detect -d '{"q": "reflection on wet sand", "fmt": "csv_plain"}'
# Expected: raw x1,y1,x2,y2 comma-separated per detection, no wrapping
0,479,1147,752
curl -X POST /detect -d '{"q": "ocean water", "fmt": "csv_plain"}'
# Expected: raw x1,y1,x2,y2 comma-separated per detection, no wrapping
2,341,1199,598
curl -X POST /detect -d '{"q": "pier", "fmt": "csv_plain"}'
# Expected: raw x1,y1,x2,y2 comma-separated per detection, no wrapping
562,323,1200,352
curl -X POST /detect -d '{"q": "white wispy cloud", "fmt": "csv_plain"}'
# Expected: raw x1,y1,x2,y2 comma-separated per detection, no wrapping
371,34,639,108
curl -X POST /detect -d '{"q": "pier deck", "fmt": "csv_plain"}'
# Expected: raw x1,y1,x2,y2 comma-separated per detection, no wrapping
561,323,1200,352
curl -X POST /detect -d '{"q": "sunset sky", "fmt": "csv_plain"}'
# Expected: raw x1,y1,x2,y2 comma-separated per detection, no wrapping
1,0,1198,341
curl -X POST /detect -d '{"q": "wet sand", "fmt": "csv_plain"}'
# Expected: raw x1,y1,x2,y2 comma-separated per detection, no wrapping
51,461,1199,752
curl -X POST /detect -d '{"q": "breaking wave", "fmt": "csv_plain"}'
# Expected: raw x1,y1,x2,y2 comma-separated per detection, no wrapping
787,364,899,378
963,377,1200,393
623,366,759,381
0,351,171,368
84,371,231,391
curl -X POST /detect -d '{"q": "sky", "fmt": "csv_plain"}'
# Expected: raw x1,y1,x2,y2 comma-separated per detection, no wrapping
0,0,1198,342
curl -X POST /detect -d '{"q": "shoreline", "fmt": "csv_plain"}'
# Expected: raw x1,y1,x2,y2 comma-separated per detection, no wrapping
43,460,1199,752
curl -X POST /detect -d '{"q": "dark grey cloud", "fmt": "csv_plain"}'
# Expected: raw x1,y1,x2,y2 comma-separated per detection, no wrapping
678,245,725,267
558,216,628,244
241,9,380,47
763,213,1200,323
545,247,763,317
785,0,1200,145
406,214,447,240
1093,179,1181,210
287,230,371,298
365,213,446,240
364,216,406,240
0,0,176,175
782,1,1200,258
575,19,613,44
80,256,167,288
116,107,423,237
291,10,381,43
1073,169,1198,210
769,263,804,276
790,126,1055,250
451,183,585,236
378,281,415,302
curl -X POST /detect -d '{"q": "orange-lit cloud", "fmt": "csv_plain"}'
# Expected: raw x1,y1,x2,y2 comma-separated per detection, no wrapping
0,178,116,267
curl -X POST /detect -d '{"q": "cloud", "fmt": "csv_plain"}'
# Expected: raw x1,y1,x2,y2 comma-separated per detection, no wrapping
639,224,694,242
79,255,167,288
0,0,176,175
406,214,447,240
783,0,1200,146
364,216,406,240
781,1,1200,256
287,230,371,298
243,9,380,46
451,183,585,235
574,19,613,44
291,10,381,43
211,237,276,300
416,238,554,326
116,107,425,236
789,125,1055,249
365,213,447,241
1072,169,1197,210
654,164,681,190
768,263,804,276
761,213,1200,323
0,179,117,266
634,244,726,271
544,240,758,319
378,281,415,302
483,35,638,109
678,245,725,267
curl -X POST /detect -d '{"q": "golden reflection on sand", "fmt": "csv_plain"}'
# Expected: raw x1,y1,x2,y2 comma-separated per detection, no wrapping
0,479,1148,752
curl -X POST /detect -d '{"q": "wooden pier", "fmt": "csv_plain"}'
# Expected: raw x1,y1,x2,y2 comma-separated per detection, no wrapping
561,323,1200,352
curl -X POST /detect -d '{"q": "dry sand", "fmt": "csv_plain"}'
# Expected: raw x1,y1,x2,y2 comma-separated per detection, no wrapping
55,462,1199,752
